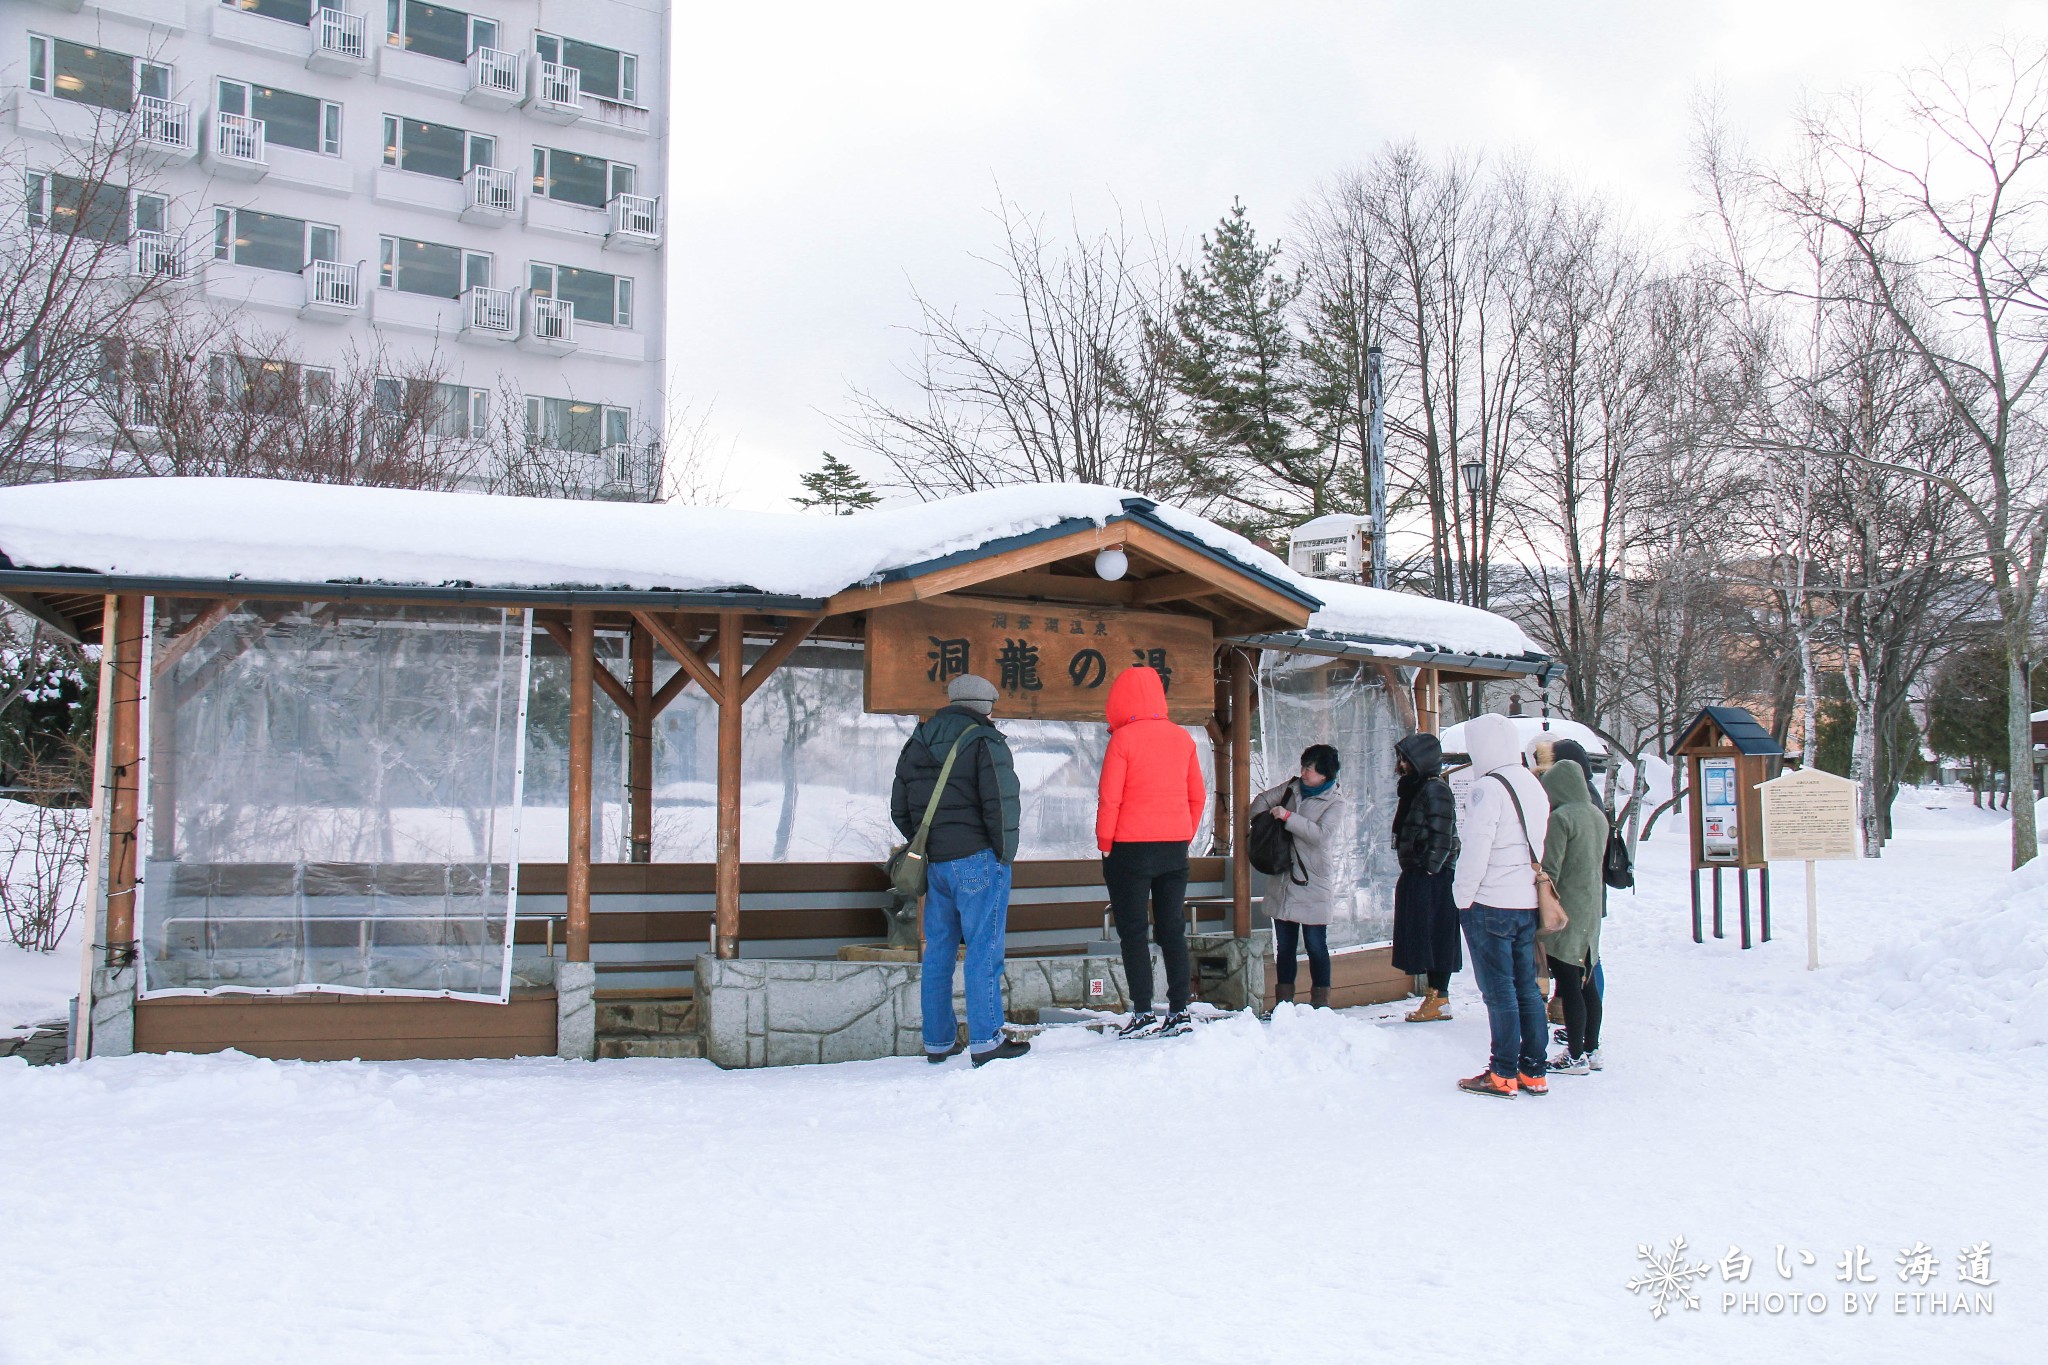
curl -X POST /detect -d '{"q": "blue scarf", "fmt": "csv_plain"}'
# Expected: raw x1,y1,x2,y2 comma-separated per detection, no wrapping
1298,776,1335,800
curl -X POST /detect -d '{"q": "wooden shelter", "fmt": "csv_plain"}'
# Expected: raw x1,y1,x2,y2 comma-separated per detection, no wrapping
1674,705,1784,948
0,478,1551,1061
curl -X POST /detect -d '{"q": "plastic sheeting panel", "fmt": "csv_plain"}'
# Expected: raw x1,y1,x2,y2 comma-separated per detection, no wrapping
1257,653,1401,948
138,600,531,999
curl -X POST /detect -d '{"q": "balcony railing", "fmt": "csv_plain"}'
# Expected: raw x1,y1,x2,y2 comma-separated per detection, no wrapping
313,7,369,62
463,285,517,338
464,164,517,216
599,443,661,499
131,230,184,280
531,59,582,114
467,46,524,102
528,294,574,345
607,193,661,244
214,111,266,166
135,96,195,156
304,259,361,310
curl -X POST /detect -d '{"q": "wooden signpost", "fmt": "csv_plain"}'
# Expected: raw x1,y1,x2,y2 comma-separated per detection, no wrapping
1759,767,1862,970
863,594,1215,724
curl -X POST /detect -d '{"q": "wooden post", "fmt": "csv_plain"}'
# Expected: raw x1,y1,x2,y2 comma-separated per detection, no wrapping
566,608,594,963
628,622,653,864
1414,667,1441,735
1228,647,1253,939
1210,659,1232,856
714,613,744,959
105,593,145,962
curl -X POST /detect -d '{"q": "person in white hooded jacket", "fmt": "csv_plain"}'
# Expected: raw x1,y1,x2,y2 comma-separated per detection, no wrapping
1451,712,1552,1099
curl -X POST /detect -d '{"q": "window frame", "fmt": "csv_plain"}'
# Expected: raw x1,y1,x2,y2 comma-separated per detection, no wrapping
26,171,152,244
525,262,632,329
377,235,492,298
383,114,495,180
211,207,340,273
534,32,639,105
375,375,488,439
26,33,159,114
386,1,501,62
525,395,631,454
530,146,635,208
220,0,320,26
218,79,344,156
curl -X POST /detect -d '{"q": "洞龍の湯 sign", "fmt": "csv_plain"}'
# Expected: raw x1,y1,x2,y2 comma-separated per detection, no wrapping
863,595,1215,723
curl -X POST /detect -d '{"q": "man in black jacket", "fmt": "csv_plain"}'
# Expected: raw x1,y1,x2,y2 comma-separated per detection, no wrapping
891,674,1028,1066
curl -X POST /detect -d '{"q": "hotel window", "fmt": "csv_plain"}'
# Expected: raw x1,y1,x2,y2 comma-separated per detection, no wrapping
530,147,634,209
27,35,168,114
376,377,488,438
212,208,338,272
27,173,164,244
534,33,636,104
382,116,493,181
386,1,499,62
378,237,491,297
527,263,631,328
218,80,342,156
526,396,628,454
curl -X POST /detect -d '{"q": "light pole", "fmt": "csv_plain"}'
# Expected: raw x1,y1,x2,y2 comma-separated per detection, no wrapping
1458,455,1485,607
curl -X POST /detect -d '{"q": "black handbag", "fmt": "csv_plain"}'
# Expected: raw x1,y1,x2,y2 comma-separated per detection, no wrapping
1602,823,1635,890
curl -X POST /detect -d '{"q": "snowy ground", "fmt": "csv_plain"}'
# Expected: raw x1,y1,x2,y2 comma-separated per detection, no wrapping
1,794,2039,1364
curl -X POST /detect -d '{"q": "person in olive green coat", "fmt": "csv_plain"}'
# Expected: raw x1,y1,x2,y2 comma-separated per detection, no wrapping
1538,759,1608,1073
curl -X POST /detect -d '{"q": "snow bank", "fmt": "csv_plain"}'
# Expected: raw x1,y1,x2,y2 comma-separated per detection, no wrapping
1857,854,2048,1050
0,478,1541,660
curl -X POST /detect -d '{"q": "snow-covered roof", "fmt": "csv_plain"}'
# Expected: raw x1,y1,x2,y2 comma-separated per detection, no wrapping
0,477,1543,662
1439,715,1609,757
1287,512,1373,542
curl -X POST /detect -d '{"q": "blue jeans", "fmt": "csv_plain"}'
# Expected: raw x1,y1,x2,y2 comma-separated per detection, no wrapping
1461,904,1547,1079
921,848,1012,1053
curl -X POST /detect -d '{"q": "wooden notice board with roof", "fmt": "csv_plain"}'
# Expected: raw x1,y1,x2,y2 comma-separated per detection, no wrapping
864,594,1214,724
1674,705,1783,872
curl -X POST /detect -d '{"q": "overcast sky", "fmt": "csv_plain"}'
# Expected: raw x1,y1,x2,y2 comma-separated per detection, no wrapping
666,0,2048,511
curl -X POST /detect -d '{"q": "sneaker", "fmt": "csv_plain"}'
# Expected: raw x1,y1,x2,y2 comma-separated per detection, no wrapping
1117,1012,1161,1039
1516,1072,1550,1095
1586,1048,1604,1072
1551,1024,1570,1047
1157,1010,1193,1037
970,1037,1031,1067
924,1040,965,1065
1548,1051,1590,1075
1458,1069,1517,1099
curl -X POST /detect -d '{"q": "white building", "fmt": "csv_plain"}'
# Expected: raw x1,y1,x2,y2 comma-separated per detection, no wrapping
4,0,670,498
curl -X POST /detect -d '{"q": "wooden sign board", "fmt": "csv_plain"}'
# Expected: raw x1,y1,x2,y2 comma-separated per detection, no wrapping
1760,767,1861,862
864,594,1214,724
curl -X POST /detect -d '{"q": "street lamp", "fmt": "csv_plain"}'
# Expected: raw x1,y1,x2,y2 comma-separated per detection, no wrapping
1458,457,1485,605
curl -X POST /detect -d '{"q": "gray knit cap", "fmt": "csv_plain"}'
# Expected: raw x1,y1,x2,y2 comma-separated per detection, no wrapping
947,674,999,715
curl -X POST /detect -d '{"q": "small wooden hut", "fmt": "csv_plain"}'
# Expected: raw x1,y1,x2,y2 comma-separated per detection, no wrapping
0,478,1549,1064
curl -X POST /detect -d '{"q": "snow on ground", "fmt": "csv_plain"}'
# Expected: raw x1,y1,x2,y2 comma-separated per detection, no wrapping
0,931,75,1039
1,794,2039,1364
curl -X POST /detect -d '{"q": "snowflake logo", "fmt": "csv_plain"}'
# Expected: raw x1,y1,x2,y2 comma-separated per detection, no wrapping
1627,1237,1714,1319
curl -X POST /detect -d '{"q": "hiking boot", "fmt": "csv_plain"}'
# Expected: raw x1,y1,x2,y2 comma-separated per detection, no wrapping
1157,1010,1194,1037
1548,1051,1590,1075
1309,987,1331,1009
1273,983,1296,1007
1458,1069,1516,1099
924,1040,965,1065
970,1037,1031,1067
1405,990,1452,1023
1517,1071,1550,1095
1586,1048,1604,1072
1117,1012,1161,1039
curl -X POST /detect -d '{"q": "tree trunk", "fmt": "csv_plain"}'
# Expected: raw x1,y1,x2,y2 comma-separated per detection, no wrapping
2007,627,2039,868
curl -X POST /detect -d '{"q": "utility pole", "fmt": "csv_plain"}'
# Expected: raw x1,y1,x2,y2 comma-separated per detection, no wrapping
1367,345,1388,590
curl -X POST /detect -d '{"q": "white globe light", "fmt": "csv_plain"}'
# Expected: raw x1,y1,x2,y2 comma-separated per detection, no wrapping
1094,548,1129,581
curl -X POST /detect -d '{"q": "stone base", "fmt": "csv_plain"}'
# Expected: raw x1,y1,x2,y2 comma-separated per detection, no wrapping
555,960,596,1060
1188,931,1271,1013
696,951,1143,1069
88,964,137,1059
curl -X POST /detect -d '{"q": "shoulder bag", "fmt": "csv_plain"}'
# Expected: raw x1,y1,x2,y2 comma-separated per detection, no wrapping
1489,772,1569,935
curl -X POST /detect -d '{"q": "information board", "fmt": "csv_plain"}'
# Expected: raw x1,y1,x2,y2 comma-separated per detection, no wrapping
1760,767,1861,862
863,594,1214,723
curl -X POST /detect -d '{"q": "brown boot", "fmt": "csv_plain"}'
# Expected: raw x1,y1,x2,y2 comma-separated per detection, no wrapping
1405,989,1452,1023
1309,987,1331,1009
1273,982,1295,1007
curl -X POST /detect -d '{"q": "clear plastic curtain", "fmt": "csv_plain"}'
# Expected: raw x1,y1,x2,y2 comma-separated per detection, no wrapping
630,643,1213,862
139,600,531,999
1257,652,1401,948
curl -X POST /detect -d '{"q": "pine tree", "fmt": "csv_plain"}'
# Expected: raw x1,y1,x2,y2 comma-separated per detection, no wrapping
1163,199,1324,533
792,452,881,515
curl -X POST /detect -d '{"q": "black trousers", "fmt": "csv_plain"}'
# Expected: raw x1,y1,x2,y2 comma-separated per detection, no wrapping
1104,841,1191,1014
1546,955,1603,1056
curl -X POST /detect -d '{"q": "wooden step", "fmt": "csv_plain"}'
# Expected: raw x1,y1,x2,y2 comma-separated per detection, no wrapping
596,1033,706,1060
595,998,697,1037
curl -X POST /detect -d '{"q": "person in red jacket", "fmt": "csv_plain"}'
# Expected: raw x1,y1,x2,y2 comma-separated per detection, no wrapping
1096,665,1207,1037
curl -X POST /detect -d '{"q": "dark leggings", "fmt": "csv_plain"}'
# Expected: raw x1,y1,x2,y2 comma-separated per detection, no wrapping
1274,919,1331,988
1426,969,1452,994
1104,841,1191,1014
1547,955,1603,1056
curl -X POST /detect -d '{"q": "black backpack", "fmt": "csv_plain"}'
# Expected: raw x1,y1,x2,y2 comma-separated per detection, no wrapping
1247,786,1307,885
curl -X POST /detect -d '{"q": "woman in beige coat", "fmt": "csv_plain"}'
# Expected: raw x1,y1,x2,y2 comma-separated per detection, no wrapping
1248,744,1348,1007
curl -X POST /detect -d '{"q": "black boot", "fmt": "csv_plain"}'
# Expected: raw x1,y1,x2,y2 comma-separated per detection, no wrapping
971,1037,1032,1067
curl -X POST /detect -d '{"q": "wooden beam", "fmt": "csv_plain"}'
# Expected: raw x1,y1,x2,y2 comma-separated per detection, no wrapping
1370,661,1419,732
630,609,723,702
1124,572,1213,607
647,665,694,717
1210,656,1232,857
539,617,636,716
1415,667,1442,736
738,615,821,704
629,623,653,865
1121,522,1315,629
566,608,594,963
0,590,87,643
1228,647,1254,939
151,599,241,680
822,524,1130,616
980,569,1138,606
106,594,145,959
714,614,744,958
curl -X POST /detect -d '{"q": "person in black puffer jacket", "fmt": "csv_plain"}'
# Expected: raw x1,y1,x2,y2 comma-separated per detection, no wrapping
891,675,1026,1066
1389,731,1461,1023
